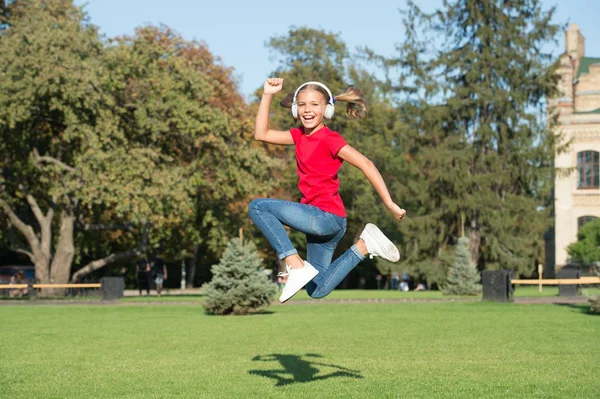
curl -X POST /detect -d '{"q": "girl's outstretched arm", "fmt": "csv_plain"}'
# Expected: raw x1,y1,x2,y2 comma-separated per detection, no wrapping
338,145,406,220
254,78,294,145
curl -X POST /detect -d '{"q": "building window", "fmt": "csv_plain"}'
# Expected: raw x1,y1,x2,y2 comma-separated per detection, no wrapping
577,215,598,231
577,151,599,189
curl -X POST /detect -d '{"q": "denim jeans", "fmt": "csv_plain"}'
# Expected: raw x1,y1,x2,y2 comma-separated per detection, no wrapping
248,198,365,298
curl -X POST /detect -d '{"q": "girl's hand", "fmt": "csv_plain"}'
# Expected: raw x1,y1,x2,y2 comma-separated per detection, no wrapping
263,78,284,95
387,203,407,220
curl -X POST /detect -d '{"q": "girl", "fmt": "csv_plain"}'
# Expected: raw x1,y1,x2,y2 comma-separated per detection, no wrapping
249,78,406,303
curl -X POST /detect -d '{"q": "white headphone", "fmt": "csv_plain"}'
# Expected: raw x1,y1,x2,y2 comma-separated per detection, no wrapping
291,81,335,119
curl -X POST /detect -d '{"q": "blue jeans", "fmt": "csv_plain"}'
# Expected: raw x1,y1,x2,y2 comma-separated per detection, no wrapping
248,198,365,298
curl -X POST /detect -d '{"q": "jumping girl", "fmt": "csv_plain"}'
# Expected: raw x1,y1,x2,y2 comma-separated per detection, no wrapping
249,78,406,303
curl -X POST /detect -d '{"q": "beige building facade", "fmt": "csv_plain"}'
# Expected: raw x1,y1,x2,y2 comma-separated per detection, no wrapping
551,24,600,269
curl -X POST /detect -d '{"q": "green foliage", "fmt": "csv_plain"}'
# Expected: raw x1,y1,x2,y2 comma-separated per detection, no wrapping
380,0,565,279
444,237,481,295
0,2,280,281
566,219,600,264
202,238,277,315
590,296,600,314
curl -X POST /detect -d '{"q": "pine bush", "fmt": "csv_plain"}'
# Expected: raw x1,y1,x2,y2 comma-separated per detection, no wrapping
443,237,481,296
202,238,277,315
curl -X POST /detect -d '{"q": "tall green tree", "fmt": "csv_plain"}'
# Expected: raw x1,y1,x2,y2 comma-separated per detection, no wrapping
0,0,109,290
83,26,279,284
0,1,278,290
380,0,565,281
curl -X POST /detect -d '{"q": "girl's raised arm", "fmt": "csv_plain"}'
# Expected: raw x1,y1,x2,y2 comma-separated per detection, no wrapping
254,78,294,146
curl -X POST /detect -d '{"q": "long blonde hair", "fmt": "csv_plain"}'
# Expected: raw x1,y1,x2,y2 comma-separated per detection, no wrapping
280,84,368,119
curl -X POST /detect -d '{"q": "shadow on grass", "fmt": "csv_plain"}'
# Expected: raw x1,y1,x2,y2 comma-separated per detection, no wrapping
554,302,599,316
248,353,363,386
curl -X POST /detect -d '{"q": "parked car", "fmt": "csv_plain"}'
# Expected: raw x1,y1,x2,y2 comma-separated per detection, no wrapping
0,265,36,284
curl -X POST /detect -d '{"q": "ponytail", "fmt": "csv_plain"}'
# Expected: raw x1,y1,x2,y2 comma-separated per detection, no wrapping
333,86,368,119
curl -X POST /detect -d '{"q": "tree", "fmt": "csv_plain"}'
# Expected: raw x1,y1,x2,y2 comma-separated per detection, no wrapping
0,2,278,292
444,237,481,295
0,0,109,292
87,25,279,284
378,0,565,281
202,237,277,315
567,219,600,314
567,218,600,265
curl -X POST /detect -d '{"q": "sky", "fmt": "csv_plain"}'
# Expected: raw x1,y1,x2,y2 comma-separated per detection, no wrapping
74,0,600,100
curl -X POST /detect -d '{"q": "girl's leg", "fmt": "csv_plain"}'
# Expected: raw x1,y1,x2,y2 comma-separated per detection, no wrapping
306,242,366,299
306,224,399,298
249,198,346,302
248,198,342,264
302,217,365,298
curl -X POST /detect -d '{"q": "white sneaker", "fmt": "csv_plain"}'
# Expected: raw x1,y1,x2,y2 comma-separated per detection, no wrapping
278,261,319,303
359,223,400,262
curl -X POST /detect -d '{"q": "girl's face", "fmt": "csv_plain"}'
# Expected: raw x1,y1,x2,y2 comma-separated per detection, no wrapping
296,89,327,132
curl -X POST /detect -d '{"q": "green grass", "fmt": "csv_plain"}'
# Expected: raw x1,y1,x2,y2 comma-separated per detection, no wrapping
119,286,599,302
3,286,599,304
287,286,583,300
1,301,598,398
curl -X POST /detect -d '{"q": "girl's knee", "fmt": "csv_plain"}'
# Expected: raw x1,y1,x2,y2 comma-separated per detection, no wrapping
306,284,327,299
309,291,326,299
248,198,264,213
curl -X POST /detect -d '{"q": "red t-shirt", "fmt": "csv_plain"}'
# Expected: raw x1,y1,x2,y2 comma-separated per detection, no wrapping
290,126,347,217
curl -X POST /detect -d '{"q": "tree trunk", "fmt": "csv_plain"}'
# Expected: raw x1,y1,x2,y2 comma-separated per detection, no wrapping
469,217,481,268
187,245,199,288
46,210,75,296
1,197,53,295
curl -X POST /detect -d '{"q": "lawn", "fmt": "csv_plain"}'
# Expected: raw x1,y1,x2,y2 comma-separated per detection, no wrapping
118,285,600,302
0,300,598,399
4,285,599,304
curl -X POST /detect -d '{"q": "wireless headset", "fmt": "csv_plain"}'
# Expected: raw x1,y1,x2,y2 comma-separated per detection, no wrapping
291,81,335,119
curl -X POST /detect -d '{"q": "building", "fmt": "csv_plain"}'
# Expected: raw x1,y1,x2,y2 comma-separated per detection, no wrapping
551,24,600,270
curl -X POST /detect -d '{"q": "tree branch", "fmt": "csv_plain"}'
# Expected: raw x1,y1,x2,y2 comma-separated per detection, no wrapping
83,223,135,232
71,223,151,282
32,148,77,173
18,185,53,257
13,247,35,263
71,249,142,282
0,198,40,247
19,184,45,226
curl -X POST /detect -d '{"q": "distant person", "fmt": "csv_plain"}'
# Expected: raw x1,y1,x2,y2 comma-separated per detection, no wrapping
399,280,409,292
358,277,366,289
414,282,427,291
150,254,167,296
400,272,410,292
376,274,383,290
136,257,151,296
391,272,399,290
9,270,28,298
